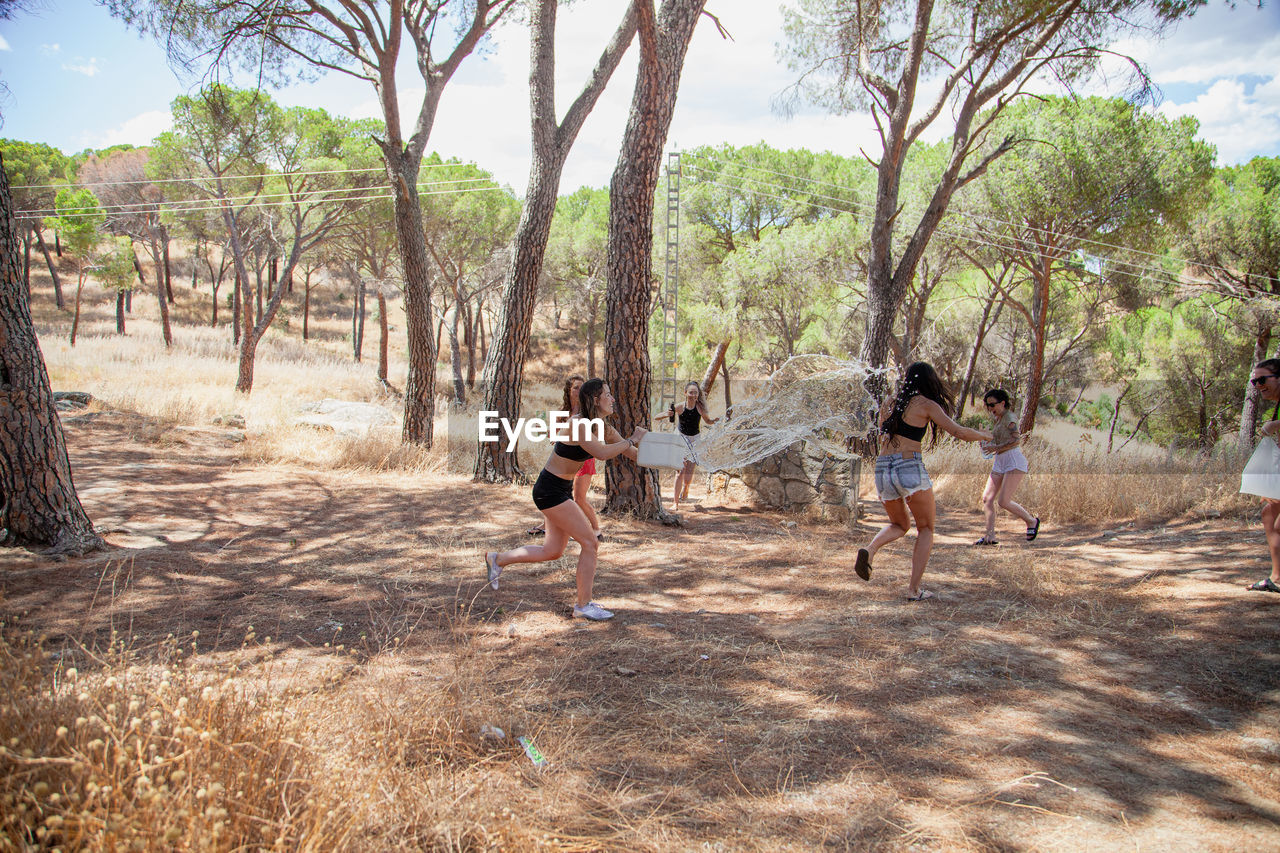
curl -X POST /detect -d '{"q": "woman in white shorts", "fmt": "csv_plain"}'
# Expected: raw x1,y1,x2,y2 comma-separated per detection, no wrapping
975,389,1040,545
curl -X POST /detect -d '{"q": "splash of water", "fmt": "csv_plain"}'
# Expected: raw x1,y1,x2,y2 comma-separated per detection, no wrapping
692,355,890,473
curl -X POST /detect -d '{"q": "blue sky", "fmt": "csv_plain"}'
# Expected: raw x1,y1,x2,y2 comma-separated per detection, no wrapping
1,1,1278,191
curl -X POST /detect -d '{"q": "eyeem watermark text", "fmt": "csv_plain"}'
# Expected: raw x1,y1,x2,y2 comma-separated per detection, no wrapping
478,410,604,451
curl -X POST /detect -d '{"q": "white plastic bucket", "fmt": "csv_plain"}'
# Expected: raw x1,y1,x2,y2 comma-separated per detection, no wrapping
637,433,691,470
1240,437,1280,500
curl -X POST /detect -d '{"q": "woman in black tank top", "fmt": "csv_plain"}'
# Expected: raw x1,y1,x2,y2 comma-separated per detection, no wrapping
658,381,719,510
852,362,991,601
484,379,647,621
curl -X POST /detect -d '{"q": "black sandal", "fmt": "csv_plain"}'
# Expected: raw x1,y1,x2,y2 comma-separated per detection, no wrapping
526,525,545,536
1026,518,1041,541
974,536,998,546
1248,577,1280,594
854,548,871,581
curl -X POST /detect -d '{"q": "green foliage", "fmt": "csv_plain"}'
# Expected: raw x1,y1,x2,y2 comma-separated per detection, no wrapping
96,237,139,293
47,187,103,257
1183,155,1280,293
0,138,71,224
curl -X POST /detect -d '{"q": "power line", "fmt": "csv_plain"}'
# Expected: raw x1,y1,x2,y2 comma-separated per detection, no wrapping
9,159,495,191
20,176,503,218
19,183,509,221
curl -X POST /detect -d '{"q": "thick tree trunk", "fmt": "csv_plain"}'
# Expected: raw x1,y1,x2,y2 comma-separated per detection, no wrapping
34,227,63,309
603,0,704,518
0,155,104,555
475,0,639,481
116,290,126,334
385,154,437,446
378,292,389,382
700,339,729,394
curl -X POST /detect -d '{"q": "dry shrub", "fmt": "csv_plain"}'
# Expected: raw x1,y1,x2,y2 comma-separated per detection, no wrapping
925,437,1254,524
0,621,550,852
0,627,349,850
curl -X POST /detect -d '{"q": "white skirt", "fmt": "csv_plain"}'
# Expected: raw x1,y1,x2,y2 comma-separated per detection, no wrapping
991,447,1029,475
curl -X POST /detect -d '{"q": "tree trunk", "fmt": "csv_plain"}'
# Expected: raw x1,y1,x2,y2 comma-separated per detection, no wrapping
603,0,704,518
0,154,104,555
69,272,84,347
449,299,466,405
151,236,173,348
303,270,313,341
378,291,389,382
232,268,242,345
385,153,437,447
1240,321,1273,452
21,229,30,294
352,275,366,363
116,290,126,334
956,286,1004,420
125,290,132,312
34,227,63,310
1020,249,1053,436
721,359,731,410
54,231,61,257
131,247,147,289
475,0,639,482
463,299,477,389
162,231,174,304
700,339,729,394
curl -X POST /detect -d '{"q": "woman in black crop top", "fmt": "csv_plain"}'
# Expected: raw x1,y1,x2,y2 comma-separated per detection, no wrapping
658,381,719,509
852,362,992,602
485,378,647,621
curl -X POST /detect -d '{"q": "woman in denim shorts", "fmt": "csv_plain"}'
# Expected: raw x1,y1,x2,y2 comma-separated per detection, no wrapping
974,389,1040,545
853,363,992,601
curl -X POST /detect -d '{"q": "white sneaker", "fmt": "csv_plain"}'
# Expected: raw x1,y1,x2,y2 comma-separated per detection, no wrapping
485,552,502,590
572,601,614,621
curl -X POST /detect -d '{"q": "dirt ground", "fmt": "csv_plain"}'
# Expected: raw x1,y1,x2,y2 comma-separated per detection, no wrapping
4,412,1280,851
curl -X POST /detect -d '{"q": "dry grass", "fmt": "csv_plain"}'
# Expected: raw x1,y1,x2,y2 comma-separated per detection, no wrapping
8,271,1280,850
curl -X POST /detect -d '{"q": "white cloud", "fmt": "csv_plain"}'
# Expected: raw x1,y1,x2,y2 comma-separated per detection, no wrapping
90,109,172,149
62,58,101,77
0,34,10,52
40,43,60,55
1159,78,1280,165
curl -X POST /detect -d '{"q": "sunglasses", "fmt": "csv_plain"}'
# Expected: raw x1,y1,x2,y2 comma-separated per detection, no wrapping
984,401,999,408
1251,375,1277,386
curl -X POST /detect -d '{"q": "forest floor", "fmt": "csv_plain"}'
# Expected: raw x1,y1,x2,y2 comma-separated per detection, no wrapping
3,409,1279,850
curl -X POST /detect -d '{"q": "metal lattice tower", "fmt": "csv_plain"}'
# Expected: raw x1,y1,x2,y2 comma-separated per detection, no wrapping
657,151,681,416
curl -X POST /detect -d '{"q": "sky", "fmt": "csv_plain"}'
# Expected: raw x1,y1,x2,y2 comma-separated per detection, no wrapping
1,1,1278,192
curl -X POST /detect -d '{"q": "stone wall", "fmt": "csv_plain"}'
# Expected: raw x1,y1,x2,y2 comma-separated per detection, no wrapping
739,441,861,524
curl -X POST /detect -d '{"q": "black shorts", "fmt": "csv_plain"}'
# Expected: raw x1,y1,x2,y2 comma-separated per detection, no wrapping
532,469,574,511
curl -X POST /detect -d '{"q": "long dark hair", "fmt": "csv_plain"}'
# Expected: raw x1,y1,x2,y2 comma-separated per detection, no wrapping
577,378,608,422
882,362,954,447
562,374,586,415
684,380,706,414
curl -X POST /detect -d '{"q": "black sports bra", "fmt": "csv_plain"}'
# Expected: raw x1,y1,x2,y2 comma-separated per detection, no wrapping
552,441,592,461
890,420,928,442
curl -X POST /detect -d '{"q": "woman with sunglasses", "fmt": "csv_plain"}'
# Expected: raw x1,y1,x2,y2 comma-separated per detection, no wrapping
974,389,1040,545
1247,359,1280,594
853,362,993,601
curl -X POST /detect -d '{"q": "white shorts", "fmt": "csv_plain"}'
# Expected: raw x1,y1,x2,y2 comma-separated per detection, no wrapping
991,448,1029,475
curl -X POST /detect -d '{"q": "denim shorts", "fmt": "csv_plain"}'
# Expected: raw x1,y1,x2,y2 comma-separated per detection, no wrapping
874,452,933,502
